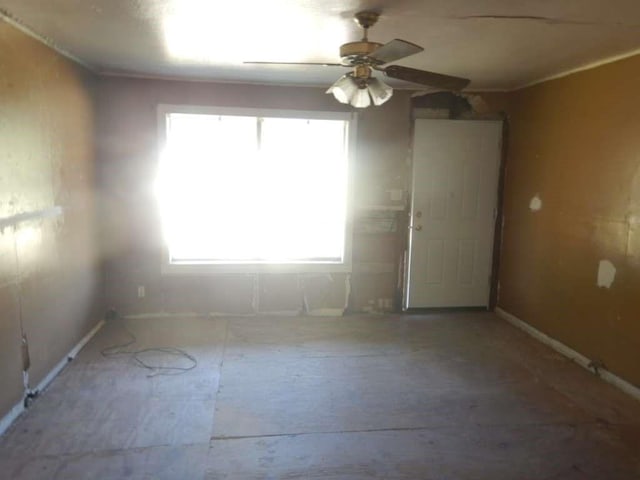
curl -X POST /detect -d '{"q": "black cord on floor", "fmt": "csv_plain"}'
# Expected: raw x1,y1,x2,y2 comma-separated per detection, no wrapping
101,312,197,377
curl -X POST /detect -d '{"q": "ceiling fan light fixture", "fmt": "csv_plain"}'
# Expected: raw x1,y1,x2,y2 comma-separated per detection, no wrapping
352,87,371,108
248,11,471,105
326,74,358,104
367,77,393,106
326,74,392,108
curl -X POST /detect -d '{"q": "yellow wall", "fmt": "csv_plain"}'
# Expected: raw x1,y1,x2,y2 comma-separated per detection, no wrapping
499,55,640,387
0,20,102,415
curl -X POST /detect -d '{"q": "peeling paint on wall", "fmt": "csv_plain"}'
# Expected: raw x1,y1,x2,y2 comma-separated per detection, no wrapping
529,194,542,211
597,260,616,289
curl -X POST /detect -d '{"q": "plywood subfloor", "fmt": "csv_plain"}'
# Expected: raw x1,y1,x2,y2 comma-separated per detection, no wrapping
1,313,639,479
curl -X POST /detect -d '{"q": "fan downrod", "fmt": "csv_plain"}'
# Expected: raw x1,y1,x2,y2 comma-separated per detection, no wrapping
340,11,383,64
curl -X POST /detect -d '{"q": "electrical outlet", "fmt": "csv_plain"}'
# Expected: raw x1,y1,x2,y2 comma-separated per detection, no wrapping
137,285,145,298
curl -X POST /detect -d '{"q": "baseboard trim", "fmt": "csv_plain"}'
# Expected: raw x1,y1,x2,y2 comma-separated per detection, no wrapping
495,307,640,402
0,400,24,438
123,311,346,319
33,320,105,394
0,319,105,437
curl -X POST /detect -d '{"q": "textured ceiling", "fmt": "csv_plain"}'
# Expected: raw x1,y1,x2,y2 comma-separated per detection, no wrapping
2,0,640,90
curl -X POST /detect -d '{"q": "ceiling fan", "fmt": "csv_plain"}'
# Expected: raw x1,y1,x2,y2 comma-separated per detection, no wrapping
245,11,470,108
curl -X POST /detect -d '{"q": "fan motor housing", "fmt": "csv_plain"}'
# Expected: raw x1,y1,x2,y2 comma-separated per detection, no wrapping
340,41,383,65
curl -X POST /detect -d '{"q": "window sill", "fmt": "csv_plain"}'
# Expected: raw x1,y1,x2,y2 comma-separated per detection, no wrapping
161,262,353,275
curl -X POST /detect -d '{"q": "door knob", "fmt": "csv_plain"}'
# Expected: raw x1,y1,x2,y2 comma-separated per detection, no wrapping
408,225,423,231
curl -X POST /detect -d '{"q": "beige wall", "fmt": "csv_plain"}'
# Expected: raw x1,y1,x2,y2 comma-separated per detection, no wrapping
96,77,412,315
0,20,103,416
499,54,640,387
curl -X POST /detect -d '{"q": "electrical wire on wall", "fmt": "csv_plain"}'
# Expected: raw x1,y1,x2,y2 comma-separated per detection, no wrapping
101,310,197,377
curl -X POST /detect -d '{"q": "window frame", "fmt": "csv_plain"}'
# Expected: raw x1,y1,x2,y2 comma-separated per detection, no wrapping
156,103,356,275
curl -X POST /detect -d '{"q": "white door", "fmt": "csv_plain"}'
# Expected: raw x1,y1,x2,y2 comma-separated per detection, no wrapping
405,119,502,308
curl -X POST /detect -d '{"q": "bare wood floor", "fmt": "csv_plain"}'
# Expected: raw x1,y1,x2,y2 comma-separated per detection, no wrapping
1,312,639,479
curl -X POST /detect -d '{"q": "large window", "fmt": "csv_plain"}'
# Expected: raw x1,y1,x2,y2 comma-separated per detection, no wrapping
156,105,353,272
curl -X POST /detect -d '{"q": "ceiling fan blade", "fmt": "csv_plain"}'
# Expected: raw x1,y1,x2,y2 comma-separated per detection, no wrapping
383,65,470,91
243,61,344,67
368,39,424,64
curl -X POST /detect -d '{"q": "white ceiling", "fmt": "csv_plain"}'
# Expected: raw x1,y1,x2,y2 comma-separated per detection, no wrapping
2,0,640,90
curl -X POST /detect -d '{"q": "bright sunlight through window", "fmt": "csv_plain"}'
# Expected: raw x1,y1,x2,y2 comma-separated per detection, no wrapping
156,106,353,272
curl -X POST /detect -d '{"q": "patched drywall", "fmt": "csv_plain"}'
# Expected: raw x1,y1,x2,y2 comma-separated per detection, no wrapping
498,52,640,387
96,77,410,316
529,195,542,211
0,19,102,418
597,260,616,289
